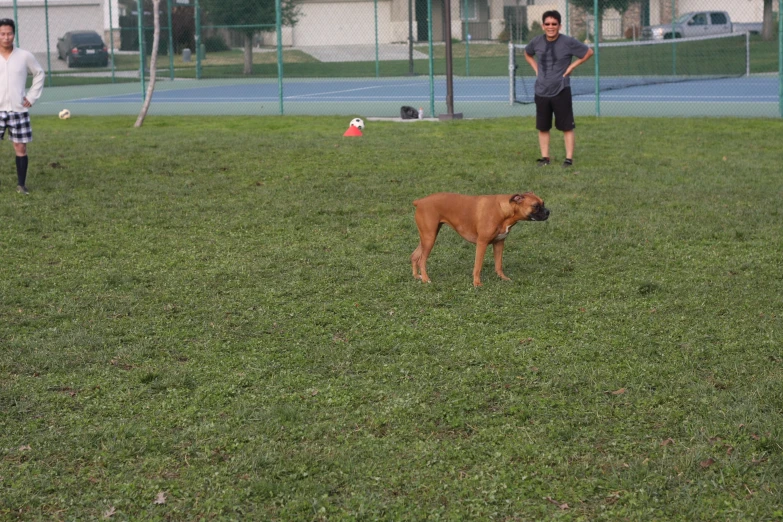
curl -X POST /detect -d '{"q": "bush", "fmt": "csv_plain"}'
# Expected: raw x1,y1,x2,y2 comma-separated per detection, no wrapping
624,25,641,39
528,21,544,40
203,35,229,52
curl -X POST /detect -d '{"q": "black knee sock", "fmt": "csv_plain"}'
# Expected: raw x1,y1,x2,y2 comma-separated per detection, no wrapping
16,155,28,187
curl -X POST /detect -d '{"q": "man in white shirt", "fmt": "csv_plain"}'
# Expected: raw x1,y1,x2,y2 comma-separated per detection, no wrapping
0,19,44,194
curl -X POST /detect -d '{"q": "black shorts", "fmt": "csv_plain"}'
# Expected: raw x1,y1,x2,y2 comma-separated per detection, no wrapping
535,87,575,132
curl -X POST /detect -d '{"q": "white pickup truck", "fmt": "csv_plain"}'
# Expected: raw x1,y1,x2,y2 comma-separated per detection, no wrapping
642,11,762,40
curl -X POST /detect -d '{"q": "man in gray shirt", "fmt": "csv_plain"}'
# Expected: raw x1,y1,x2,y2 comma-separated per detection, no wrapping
525,10,593,168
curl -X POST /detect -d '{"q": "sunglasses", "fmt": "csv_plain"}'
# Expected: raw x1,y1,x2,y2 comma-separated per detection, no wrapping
543,22,560,27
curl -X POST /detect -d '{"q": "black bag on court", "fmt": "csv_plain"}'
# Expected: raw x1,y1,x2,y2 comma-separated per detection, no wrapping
400,106,419,119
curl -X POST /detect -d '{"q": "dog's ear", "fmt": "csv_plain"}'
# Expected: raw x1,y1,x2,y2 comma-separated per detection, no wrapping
510,194,525,204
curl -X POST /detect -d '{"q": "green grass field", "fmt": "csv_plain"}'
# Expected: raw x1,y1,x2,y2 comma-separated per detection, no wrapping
1,116,782,520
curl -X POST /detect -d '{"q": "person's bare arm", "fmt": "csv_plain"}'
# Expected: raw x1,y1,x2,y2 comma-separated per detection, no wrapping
564,47,593,77
524,52,538,76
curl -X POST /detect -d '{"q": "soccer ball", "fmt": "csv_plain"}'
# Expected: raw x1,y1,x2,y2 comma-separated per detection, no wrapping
350,118,364,130
58,109,71,120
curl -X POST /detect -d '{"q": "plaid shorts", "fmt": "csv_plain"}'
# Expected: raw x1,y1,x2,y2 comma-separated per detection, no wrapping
0,111,33,143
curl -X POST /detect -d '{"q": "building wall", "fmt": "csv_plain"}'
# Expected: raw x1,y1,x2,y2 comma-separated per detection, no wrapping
650,0,774,26
103,0,121,48
679,0,764,23
288,1,393,45
0,0,104,53
567,4,644,41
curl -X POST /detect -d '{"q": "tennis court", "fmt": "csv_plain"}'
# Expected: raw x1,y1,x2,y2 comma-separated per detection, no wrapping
35,74,779,118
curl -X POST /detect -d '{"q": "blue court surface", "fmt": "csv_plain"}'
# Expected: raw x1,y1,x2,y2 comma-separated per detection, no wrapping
572,76,778,103
37,75,779,118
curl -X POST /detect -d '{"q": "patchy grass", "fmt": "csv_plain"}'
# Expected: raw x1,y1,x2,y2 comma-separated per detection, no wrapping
1,116,781,520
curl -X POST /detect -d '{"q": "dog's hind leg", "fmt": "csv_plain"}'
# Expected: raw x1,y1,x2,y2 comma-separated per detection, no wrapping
411,243,423,280
412,223,441,283
411,241,435,282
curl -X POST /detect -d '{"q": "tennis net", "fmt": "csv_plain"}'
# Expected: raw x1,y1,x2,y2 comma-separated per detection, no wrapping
509,32,750,104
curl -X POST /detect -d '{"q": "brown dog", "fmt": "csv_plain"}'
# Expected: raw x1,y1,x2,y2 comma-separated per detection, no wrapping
411,192,549,286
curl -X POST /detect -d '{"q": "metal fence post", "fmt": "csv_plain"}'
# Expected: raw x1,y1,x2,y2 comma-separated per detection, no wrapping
671,0,676,75
167,0,175,80
195,0,202,80
427,0,435,117
594,0,600,116
109,0,116,83
408,0,414,75
12,0,18,46
374,0,380,77
464,0,470,77
44,0,52,87
276,0,284,115
137,0,146,99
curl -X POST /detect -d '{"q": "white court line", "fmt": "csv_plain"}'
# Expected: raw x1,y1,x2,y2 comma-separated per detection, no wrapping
68,95,513,103
573,100,778,104
574,94,778,101
284,83,427,99
68,96,774,103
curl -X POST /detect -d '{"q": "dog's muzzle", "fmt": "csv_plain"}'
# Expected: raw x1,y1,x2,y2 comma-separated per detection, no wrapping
530,208,550,221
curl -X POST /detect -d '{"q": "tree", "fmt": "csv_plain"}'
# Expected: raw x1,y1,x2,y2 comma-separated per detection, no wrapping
569,0,634,40
135,0,161,127
199,0,300,75
762,0,775,41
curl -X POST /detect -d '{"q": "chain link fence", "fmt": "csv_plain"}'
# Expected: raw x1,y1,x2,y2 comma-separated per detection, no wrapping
2,0,781,117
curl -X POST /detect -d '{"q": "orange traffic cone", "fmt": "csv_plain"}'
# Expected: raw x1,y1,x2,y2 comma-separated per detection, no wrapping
343,125,362,137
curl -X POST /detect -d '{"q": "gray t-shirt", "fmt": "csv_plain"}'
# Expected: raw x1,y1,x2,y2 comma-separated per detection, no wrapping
525,34,590,97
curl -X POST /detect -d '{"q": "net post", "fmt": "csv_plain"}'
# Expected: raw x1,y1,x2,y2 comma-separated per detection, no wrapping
509,41,515,105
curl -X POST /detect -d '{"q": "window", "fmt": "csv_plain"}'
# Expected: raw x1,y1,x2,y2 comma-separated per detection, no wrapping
690,13,707,26
461,0,477,21
72,33,102,45
710,12,728,25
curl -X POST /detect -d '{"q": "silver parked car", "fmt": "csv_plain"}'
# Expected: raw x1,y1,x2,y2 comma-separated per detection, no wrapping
642,11,731,40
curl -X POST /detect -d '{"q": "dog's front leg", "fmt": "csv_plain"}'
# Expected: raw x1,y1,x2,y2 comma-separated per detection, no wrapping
493,240,511,281
472,241,490,287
